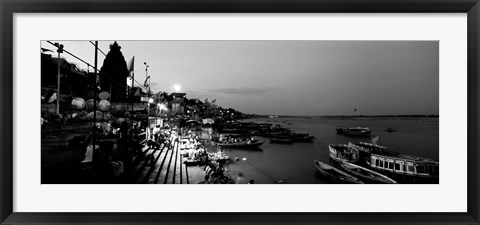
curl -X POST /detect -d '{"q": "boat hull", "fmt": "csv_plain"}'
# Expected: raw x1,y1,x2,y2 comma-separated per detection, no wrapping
336,128,372,137
314,160,363,184
217,141,264,149
340,161,397,184
269,138,293,144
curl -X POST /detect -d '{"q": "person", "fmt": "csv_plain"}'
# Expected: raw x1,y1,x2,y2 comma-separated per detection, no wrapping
119,121,129,141
145,125,151,141
197,175,212,184
153,125,161,144
204,162,215,177
81,134,100,163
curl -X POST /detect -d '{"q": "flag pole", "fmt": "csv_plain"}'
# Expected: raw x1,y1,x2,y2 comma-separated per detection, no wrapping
144,62,150,126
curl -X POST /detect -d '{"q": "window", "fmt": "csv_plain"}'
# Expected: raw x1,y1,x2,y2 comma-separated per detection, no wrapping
388,162,394,169
395,163,401,171
379,160,383,168
407,165,415,173
416,165,425,173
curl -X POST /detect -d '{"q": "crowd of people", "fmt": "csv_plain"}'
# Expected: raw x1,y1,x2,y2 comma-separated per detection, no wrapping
64,118,257,184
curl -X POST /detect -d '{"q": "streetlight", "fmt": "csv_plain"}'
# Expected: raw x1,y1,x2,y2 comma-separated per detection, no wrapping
55,42,64,114
158,103,167,111
144,62,150,95
147,97,154,126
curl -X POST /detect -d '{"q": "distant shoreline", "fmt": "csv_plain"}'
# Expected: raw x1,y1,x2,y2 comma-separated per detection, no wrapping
245,114,439,121
318,115,438,118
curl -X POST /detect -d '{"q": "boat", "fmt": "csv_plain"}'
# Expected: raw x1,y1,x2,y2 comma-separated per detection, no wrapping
269,132,315,142
386,128,395,132
328,144,360,163
291,135,315,142
269,138,293,144
217,140,264,149
336,126,372,137
288,133,315,142
314,160,364,184
351,142,439,179
340,161,397,184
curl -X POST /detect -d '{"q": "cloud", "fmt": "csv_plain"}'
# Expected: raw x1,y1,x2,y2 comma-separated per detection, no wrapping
212,87,272,95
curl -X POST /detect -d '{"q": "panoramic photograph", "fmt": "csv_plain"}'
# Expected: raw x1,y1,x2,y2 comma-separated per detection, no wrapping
40,40,439,184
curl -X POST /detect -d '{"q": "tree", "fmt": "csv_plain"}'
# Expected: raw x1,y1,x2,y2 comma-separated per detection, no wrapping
98,41,129,102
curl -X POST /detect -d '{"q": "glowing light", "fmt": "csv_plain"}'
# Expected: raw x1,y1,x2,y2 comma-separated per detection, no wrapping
148,98,154,103
173,84,181,92
158,103,167,110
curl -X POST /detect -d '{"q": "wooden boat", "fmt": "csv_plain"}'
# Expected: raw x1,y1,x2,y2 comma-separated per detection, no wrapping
352,142,439,179
269,138,293,144
340,161,397,184
289,133,315,142
291,136,314,142
336,126,372,137
328,144,360,163
270,133,315,142
314,160,364,184
217,140,263,149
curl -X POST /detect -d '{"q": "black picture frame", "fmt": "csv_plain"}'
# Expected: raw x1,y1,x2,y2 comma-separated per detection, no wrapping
1,1,479,224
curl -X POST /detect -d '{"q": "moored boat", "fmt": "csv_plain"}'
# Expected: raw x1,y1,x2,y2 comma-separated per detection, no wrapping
328,144,360,163
314,160,364,184
352,142,439,180
385,128,395,132
289,133,315,142
336,126,372,137
269,132,315,142
269,138,293,144
340,161,397,184
217,140,264,149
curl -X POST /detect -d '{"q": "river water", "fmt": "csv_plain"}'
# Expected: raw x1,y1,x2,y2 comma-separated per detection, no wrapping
215,117,439,184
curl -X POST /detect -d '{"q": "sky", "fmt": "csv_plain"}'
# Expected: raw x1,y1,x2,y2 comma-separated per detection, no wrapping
40,41,439,116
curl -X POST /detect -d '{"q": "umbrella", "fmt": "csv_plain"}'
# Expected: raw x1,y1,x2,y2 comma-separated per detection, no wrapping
85,99,98,112
71,97,85,110
87,111,104,120
113,104,126,113
112,104,126,117
98,100,111,112
98,91,110,100
76,110,88,120
202,118,215,125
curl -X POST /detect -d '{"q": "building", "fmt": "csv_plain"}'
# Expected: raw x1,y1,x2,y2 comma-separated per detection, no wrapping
98,42,129,102
41,52,90,110
171,92,186,115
